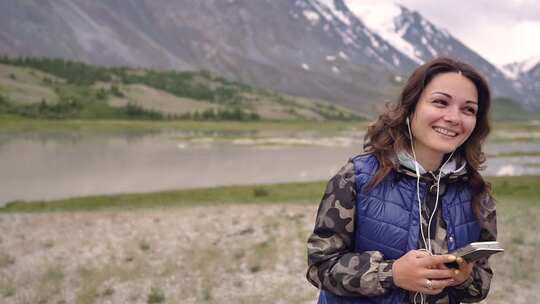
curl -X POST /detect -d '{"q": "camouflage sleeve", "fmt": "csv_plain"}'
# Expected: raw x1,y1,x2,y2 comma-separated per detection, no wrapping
306,160,393,297
450,194,497,302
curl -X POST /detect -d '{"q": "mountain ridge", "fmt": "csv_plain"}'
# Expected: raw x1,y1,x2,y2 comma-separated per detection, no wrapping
0,0,538,112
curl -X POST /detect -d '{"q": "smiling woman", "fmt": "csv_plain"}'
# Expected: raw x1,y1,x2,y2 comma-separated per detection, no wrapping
306,57,497,304
409,72,479,171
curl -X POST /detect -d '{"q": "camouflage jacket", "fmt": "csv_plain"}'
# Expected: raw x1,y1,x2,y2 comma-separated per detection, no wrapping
306,154,497,304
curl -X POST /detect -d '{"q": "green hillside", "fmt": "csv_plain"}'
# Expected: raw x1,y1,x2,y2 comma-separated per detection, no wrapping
0,57,366,121
491,97,540,121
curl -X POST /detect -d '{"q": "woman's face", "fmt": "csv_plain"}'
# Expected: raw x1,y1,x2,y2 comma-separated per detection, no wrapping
410,72,478,162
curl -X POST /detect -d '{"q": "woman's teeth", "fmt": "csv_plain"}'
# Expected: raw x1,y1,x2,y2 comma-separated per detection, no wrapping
434,127,457,137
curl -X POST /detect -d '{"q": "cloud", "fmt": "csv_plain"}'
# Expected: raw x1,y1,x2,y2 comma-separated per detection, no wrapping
456,20,540,64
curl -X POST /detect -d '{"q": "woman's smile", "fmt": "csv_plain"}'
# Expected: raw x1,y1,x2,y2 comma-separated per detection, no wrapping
432,126,458,137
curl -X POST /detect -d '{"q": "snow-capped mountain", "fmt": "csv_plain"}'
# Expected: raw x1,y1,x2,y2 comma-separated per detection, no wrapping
523,62,540,102
502,62,526,80
504,57,540,105
502,56,540,80
343,2,425,64
343,1,537,110
293,0,419,72
0,0,538,112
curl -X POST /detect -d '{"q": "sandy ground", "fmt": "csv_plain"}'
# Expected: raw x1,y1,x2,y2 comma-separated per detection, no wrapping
0,204,538,304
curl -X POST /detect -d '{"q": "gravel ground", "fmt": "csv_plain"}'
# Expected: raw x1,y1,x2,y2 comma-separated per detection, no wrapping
0,203,538,303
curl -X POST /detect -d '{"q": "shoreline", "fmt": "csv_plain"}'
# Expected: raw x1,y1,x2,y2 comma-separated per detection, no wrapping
1,175,539,213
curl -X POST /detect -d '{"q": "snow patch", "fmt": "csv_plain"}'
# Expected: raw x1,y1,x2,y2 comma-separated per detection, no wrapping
522,55,540,72
338,51,349,60
308,0,334,22
303,10,320,24
301,63,310,70
500,56,540,80
317,0,351,26
426,44,437,57
308,0,359,47
496,165,515,176
442,29,450,38
392,54,400,66
422,21,433,35
365,30,380,48
340,31,356,46
332,66,340,73
326,55,336,61
344,1,423,64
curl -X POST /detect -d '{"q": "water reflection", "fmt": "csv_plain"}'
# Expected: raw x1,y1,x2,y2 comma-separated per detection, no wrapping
487,156,540,176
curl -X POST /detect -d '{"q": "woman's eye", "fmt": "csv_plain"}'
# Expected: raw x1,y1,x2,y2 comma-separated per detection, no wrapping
433,99,447,106
464,107,477,115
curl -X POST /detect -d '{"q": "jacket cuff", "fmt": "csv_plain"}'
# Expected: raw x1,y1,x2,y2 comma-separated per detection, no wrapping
377,260,396,289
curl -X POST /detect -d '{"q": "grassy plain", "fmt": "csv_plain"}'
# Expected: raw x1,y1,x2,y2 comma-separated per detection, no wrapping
0,176,538,213
0,176,538,304
1,117,539,135
0,117,366,133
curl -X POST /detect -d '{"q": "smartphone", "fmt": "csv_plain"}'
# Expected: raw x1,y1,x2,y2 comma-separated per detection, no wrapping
445,241,504,268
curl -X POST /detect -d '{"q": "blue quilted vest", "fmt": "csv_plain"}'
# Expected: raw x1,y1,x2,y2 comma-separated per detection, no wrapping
318,154,482,304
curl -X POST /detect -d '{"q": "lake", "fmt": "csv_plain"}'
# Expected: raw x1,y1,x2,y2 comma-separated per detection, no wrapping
1,129,539,206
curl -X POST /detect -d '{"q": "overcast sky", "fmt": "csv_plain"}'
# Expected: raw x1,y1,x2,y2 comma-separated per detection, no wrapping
364,0,540,66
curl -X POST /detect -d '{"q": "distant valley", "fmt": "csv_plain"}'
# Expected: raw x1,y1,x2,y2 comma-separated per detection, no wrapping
0,57,364,121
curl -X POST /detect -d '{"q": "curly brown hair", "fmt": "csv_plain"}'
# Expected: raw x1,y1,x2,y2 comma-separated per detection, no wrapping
364,57,492,221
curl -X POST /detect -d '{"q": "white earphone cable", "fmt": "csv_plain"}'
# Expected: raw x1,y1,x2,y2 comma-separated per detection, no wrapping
426,151,454,252
407,118,426,304
406,117,455,304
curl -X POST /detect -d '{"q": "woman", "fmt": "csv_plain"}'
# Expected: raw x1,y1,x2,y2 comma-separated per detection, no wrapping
306,57,497,304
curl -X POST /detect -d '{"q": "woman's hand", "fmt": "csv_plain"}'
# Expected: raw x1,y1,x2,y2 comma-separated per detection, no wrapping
446,257,474,286
392,250,457,295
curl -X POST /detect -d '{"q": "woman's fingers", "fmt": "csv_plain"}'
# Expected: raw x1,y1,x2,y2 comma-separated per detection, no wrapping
424,268,455,279
457,257,473,270
418,254,456,267
431,278,455,289
394,251,465,293
448,258,474,285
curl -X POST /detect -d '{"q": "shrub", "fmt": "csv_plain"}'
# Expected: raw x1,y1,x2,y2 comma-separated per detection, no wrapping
253,187,269,197
147,287,165,304
139,240,151,252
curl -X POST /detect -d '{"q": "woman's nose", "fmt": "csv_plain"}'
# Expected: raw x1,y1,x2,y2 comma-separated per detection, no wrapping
443,108,460,124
